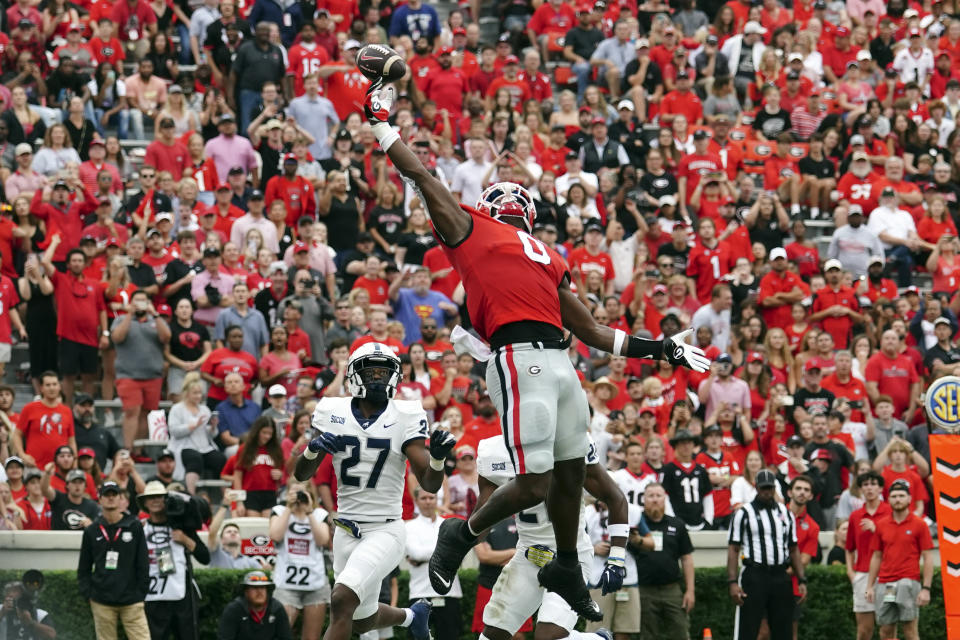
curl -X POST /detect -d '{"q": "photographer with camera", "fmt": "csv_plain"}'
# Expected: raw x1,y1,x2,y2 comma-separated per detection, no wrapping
78,481,150,640
138,481,209,640
278,269,335,366
0,580,55,640
110,289,171,454
268,482,330,640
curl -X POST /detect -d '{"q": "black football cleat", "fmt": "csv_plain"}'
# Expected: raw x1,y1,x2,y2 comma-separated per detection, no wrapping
428,518,475,594
538,559,603,622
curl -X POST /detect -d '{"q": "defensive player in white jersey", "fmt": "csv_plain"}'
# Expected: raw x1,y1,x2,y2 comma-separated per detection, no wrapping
269,482,332,640
475,435,637,640
294,343,457,640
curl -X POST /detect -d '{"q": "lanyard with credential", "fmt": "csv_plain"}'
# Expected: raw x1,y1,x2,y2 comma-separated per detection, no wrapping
100,524,122,546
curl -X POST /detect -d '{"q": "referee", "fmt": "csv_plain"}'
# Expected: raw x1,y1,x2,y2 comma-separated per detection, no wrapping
727,469,808,640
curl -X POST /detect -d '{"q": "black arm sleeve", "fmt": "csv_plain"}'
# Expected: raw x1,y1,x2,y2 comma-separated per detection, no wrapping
189,530,211,565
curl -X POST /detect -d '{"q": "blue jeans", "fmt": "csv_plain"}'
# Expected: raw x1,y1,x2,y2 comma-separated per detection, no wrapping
176,23,192,64
95,108,130,139
238,89,261,138
886,245,914,288
573,61,593,101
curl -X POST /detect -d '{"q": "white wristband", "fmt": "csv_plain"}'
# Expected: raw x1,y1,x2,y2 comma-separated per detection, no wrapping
613,329,627,356
372,122,400,152
609,545,627,561
429,456,445,471
303,448,318,460
608,523,630,539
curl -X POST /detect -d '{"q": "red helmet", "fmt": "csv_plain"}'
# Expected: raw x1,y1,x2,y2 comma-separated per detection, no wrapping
476,182,536,232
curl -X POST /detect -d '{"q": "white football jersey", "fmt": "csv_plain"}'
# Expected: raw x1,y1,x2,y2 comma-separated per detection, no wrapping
312,397,428,521
143,521,188,602
610,467,657,510
271,506,330,591
477,435,594,554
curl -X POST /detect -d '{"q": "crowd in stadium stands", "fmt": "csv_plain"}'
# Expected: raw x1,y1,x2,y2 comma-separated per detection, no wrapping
0,0,953,635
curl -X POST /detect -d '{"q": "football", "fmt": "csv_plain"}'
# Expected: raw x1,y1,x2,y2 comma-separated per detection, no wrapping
356,44,407,82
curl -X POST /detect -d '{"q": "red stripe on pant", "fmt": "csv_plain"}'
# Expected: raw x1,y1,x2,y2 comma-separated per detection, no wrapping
504,345,525,474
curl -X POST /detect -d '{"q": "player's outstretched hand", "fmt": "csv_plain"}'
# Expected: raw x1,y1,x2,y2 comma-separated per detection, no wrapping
597,557,627,595
664,328,711,373
428,429,457,461
364,79,394,124
308,432,343,456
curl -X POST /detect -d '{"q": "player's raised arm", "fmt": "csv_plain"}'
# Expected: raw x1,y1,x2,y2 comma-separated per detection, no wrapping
558,283,711,373
364,81,472,247
403,428,457,493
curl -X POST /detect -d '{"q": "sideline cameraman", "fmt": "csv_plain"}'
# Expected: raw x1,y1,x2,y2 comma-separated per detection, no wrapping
139,481,209,640
78,481,150,640
0,581,55,640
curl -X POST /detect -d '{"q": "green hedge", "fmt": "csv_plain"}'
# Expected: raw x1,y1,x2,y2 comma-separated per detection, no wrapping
0,567,945,640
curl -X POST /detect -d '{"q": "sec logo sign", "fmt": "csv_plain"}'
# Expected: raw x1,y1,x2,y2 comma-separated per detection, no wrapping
924,375,960,434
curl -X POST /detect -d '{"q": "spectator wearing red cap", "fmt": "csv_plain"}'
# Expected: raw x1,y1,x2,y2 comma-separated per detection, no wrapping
650,24,679,70
865,329,920,421
423,47,470,116
892,28,935,88
928,52,958,100
810,259,863,349
864,480,934,640
758,247,807,331
485,54,530,109
822,26,861,85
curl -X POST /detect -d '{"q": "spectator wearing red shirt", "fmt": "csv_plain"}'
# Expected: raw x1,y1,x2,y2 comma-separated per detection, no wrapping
821,352,869,422
486,56,531,109
422,245,460,300
518,50,553,104
351,255,389,306
458,389,501,452
764,134,802,214
526,0,576,62
41,240,109,403
78,140,123,195
810,260,863,349
696,424,741,530
822,26,860,85
423,48,470,115
862,255,898,302
32,180,101,264
677,130,722,214
109,0,158,58
568,220,616,296
649,26,679,69
787,474,819,630
687,218,736,304
865,330,920,422
17,470,51,530
845,470,892,640
144,118,189,182
660,70,703,126
408,41,440,93
874,438,929,516
758,248,807,331
707,115,745,180
201,327,260,408
233,417,285,517
864,480,934,640
11,372,76,469
785,220,820,280
265,154,317,225
286,23,330,97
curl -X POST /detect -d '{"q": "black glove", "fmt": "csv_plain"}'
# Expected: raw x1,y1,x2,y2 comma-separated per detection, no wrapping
428,429,457,461
205,283,222,306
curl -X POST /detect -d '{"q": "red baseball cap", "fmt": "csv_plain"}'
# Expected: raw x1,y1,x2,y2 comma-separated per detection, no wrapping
503,54,519,65
652,283,668,294
438,46,454,56
804,359,822,372
835,26,850,37
810,448,832,462
156,303,172,317
293,241,309,253
747,351,764,363
106,237,121,248
452,27,466,36
78,448,95,458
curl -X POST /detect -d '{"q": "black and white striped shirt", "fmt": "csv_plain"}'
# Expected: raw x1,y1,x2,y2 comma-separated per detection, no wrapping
728,500,798,567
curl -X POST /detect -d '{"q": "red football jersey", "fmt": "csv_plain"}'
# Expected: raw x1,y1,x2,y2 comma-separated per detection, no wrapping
696,450,741,517
441,206,569,341
687,240,734,303
287,43,330,97
837,173,881,215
